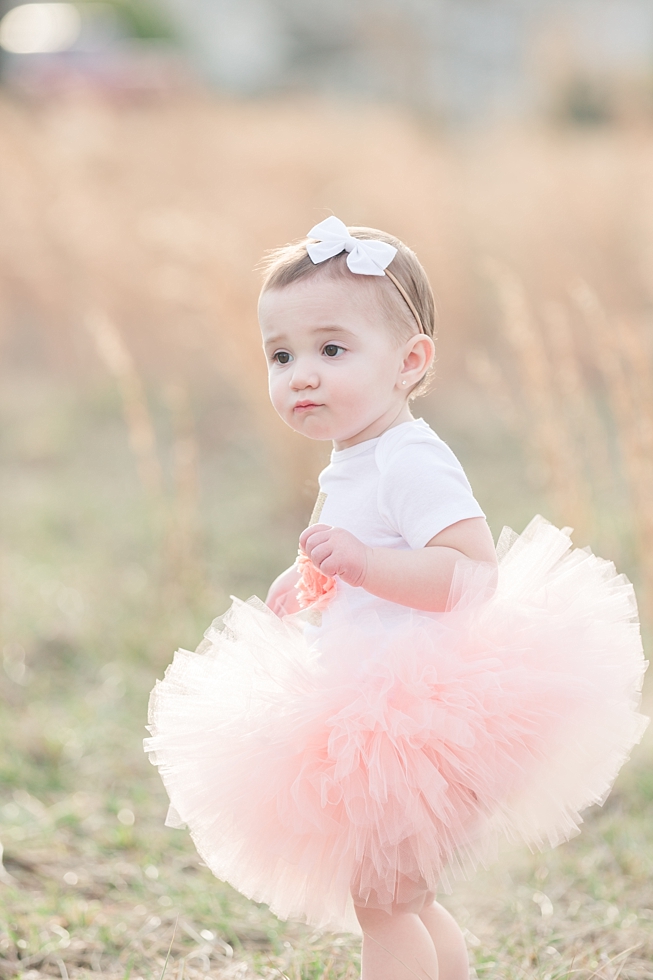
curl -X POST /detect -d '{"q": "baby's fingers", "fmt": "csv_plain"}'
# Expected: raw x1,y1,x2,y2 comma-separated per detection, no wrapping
317,556,341,578
299,524,333,553
309,542,336,569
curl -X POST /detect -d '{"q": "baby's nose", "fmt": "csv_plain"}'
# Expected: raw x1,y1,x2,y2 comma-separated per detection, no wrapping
290,362,319,389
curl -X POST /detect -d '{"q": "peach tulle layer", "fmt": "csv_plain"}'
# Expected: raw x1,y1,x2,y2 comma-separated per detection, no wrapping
145,517,648,934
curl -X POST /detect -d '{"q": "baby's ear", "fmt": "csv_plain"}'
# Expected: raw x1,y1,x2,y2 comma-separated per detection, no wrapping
402,335,434,375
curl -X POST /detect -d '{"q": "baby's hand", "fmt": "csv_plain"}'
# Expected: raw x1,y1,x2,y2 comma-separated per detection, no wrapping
299,524,369,588
266,564,301,617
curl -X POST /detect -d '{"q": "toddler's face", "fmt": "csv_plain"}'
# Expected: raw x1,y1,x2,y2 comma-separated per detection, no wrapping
259,276,411,448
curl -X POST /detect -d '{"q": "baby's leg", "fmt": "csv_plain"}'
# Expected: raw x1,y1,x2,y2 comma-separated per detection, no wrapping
353,880,469,980
354,902,438,980
418,894,469,980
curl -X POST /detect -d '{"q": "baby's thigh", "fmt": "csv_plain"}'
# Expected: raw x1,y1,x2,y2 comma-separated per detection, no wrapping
352,875,436,917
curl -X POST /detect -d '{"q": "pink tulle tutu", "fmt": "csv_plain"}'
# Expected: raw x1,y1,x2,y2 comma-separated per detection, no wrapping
145,517,648,933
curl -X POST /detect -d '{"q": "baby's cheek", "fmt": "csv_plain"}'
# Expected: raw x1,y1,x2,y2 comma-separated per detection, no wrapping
267,381,287,419
339,388,381,427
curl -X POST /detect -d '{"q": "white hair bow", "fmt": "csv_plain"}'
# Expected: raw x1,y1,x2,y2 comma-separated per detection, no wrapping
306,216,397,276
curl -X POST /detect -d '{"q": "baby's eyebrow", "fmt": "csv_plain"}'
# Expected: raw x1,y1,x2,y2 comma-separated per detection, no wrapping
262,333,287,348
263,325,354,348
311,325,355,336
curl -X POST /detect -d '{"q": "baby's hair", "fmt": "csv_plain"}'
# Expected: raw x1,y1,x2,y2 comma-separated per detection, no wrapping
260,225,436,394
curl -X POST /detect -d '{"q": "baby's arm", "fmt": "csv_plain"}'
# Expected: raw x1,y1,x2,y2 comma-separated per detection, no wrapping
299,518,496,612
265,563,301,616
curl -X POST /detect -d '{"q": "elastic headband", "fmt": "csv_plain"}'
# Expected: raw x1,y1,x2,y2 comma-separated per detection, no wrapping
305,216,426,335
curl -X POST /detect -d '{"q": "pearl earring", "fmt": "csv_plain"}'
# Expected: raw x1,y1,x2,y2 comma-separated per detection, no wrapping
401,380,407,386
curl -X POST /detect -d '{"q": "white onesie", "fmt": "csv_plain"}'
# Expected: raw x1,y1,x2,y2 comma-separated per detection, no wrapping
315,417,485,626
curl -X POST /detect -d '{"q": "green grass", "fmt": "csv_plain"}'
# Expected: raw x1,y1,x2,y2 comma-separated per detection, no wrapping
1,370,652,979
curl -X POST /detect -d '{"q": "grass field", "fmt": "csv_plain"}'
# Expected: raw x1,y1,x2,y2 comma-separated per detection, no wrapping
1,364,651,980
1,94,653,978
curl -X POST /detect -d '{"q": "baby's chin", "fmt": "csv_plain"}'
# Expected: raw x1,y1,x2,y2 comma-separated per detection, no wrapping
284,415,334,441
284,413,355,444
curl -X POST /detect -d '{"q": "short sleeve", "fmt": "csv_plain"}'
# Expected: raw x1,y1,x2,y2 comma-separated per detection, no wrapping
376,430,485,549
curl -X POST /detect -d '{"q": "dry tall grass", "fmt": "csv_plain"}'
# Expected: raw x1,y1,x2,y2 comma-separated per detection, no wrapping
1,92,653,607
470,265,653,615
1,90,652,980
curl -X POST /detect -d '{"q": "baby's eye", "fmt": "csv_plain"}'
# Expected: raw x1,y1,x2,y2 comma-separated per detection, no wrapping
323,344,345,358
273,350,292,365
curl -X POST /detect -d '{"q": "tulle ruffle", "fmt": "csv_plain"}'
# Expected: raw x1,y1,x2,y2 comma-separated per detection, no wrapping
145,517,648,933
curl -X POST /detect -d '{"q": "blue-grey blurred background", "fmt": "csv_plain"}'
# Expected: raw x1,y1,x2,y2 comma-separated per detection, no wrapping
1,1,653,122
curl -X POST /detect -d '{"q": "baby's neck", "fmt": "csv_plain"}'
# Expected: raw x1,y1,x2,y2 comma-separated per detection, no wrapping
333,403,414,451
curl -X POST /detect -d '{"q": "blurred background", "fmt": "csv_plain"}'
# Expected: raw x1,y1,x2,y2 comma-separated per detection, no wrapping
1,2,653,979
